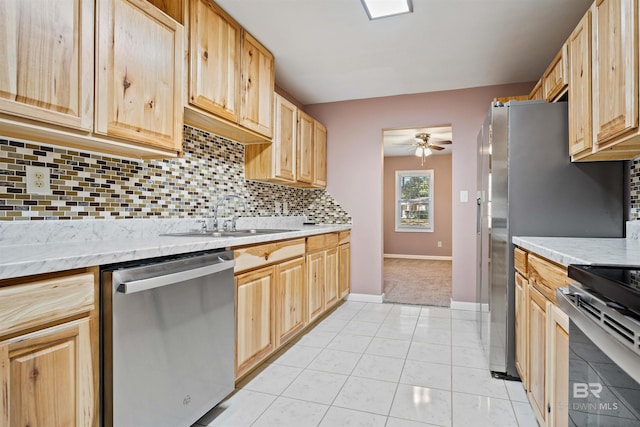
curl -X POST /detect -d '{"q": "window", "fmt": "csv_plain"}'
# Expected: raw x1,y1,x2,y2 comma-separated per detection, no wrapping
395,170,434,232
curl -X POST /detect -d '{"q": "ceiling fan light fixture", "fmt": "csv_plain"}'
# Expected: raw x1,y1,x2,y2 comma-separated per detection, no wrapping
361,0,413,20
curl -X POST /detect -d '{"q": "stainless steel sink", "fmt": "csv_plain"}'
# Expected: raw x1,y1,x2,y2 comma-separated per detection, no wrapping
162,229,296,238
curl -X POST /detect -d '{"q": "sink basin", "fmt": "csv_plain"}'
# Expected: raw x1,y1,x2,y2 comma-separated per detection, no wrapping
162,229,296,238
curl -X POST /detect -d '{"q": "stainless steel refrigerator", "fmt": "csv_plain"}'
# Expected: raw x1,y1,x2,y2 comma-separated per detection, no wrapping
476,101,625,379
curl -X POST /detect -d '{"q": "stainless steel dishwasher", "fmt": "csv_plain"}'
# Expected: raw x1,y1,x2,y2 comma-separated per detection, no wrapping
101,249,235,427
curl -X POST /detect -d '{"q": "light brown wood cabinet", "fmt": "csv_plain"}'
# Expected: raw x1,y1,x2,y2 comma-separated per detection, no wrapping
528,283,548,426
233,238,306,380
235,266,275,378
158,0,274,143
95,0,184,152
543,45,569,102
0,269,99,427
568,7,593,158
297,110,315,185
306,250,326,323
0,0,184,159
313,121,328,188
547,303,569,427
239,32,275,139
529,79,544,101
245,93,297,183
324,247,339,308
515,246,570,427
338,232,351,299
0,0,94,131
275,257,306,346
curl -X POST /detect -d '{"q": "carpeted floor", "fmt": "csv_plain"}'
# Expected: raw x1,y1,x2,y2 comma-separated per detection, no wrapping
384,258,452,307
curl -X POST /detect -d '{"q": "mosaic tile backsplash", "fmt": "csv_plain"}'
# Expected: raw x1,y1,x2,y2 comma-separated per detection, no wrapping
632,157,640,220
0,126,351,224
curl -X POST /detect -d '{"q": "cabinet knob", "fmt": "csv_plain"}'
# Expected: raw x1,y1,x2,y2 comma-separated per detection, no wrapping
263,253,269,260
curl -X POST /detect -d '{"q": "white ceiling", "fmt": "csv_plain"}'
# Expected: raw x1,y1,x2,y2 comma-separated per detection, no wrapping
383,125,452,157
216,0,592,105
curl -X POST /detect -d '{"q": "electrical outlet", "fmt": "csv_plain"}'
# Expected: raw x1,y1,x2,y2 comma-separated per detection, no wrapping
26,166,51,195
437,241,443,247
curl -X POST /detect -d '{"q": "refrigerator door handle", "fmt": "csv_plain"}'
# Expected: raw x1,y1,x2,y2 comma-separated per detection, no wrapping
476,198,481,234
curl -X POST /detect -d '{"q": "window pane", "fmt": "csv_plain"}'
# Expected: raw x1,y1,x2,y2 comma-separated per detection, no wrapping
400,175,430,199
399,202,430,227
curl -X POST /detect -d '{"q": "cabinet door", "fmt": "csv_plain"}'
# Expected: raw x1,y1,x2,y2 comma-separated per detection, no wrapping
547,303,569,427
273,94,297,181
324,247,339,308
275,257,305,346
297,111,314,184
543,44,568,102
188,0,239,123
0,0,94,131
313,121,327,188
95,0,184,151
515,272,528,388
235,266,274,377
306,251,325,323
529,79,543,100
568,8,593,157
593,0,638,144
239,32,274,138
0,319,94,427
339,243,351,299
528,284,547,426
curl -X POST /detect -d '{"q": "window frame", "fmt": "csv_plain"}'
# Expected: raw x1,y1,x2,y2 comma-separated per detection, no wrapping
395,169,434,233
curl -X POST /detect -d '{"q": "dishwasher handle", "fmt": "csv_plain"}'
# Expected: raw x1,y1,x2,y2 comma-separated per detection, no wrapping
118,258,235,294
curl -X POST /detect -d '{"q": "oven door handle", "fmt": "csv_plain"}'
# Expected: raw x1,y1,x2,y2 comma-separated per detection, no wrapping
118,258,235,294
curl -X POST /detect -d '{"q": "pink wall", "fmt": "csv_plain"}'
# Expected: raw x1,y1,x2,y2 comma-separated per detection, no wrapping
383,154,452,257
306,82,533,302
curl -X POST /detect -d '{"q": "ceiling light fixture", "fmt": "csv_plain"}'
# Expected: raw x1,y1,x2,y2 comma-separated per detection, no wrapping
361,0,413,20
415,145,432,166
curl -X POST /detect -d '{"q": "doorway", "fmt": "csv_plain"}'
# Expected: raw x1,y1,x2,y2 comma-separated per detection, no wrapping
382,125,453,306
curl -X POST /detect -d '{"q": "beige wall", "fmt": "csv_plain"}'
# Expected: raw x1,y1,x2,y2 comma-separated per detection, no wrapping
306,82,534,303
384,154,452,257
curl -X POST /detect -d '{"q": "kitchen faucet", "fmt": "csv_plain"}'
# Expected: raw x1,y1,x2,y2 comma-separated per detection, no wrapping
212,194,249,231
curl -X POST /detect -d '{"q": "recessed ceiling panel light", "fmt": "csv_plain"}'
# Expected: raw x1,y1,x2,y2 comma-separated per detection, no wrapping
361,0,413,20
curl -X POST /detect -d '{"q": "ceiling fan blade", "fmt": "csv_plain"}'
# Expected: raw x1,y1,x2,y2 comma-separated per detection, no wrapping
391,142,418,146
431,140,452,145
429,145,446,151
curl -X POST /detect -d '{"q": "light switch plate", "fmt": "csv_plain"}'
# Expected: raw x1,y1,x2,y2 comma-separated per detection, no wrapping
460,190,468,203
26,166,51,195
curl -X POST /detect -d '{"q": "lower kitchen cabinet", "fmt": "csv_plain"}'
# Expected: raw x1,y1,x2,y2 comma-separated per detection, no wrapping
0,269,99,427
235,266,275,378
338,241,351,299
306,251,326,323
275,257,306,347
324,247,339,309
528,284,548,426
515,246,570,427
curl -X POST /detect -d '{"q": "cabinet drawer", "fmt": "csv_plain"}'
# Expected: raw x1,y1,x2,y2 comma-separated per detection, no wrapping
514,247,528,274
234,238,305,274
306,233,339,252
528,254,568,304
338,231,351,245
0,272,95,338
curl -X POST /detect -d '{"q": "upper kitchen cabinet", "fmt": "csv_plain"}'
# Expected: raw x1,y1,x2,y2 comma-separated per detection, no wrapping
577,0,640,160
95,0,184,152
297,110,315,185
157,0,274,143
542,44,568,102
0,0,94,131
529,79,544,101
187,0,240,123
568,7,593,159
239,32,275,139
245,93,297,183
313,121,327,188
0,0,184,159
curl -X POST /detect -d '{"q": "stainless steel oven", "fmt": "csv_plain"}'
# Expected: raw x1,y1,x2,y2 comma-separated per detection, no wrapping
557,265,640,427
101,249,235,427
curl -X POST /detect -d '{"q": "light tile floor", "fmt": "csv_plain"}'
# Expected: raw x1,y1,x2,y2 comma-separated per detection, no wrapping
194,302,539,427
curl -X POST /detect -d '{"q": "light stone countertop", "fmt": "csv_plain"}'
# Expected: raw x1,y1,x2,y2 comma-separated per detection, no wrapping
0,218,350,280
512,236,640,267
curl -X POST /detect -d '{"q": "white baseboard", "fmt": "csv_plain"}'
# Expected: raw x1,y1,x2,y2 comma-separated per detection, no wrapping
345,293,385,303
384,254,452,261
450,300,479,311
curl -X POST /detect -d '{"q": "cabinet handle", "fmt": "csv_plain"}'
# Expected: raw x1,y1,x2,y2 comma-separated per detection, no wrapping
264,252,269,261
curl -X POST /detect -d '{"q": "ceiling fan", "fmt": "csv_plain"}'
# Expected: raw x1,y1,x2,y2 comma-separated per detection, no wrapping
405,133,452,165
